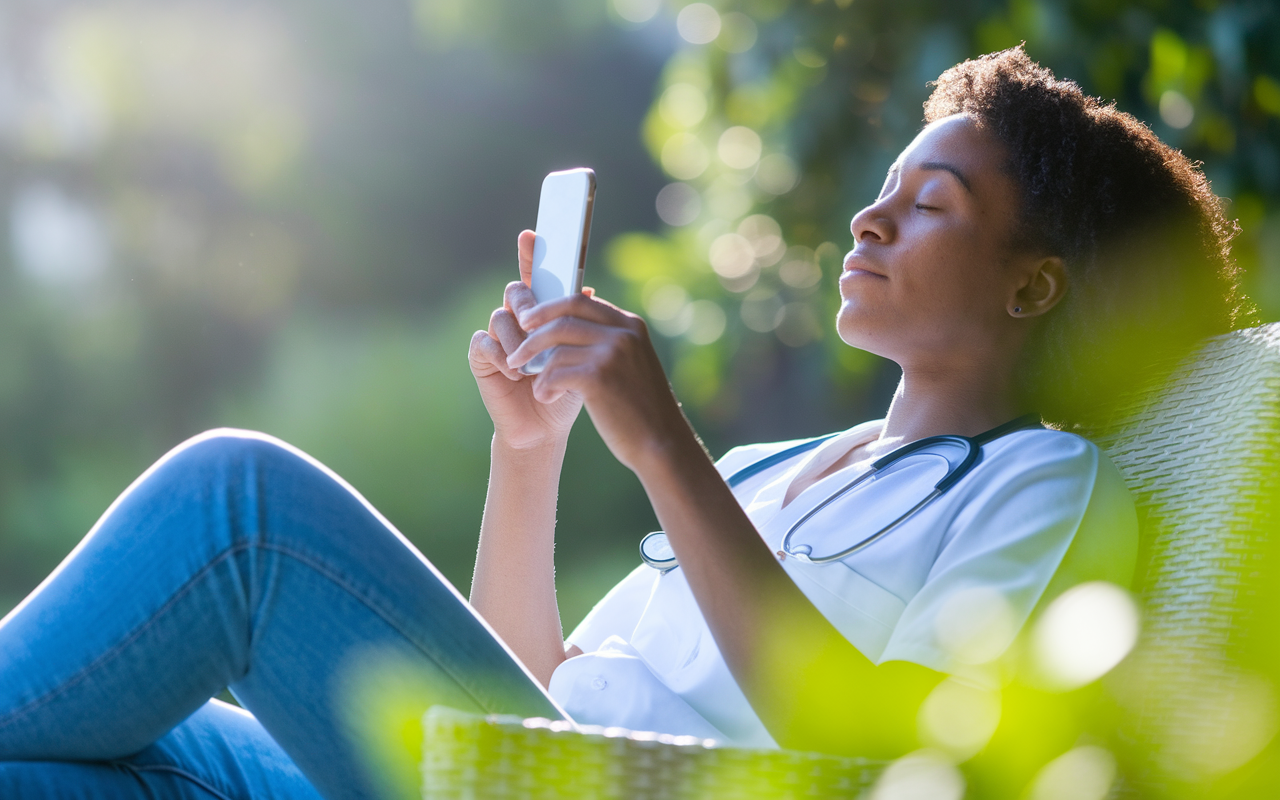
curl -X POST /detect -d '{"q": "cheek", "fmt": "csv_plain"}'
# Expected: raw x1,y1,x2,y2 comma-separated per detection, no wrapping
837,235,1003,349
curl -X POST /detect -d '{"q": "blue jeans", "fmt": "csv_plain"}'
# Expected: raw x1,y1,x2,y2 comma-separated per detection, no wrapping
0,430,564,799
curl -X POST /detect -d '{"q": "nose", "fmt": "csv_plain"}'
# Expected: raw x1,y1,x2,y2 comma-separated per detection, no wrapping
850,199,893,245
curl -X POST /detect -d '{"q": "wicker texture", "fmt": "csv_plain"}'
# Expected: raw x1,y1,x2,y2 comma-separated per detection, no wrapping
420,324,1280,798
421,707,883,799
1093,323,1280,780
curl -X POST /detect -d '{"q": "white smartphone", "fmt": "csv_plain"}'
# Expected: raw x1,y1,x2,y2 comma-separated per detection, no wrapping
521,167,596,375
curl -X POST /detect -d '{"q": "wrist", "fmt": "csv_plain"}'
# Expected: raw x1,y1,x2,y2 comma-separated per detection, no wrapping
492,429,570,457
630,405,709,482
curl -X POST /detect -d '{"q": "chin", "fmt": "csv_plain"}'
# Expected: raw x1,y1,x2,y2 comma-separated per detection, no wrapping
835,307,890,358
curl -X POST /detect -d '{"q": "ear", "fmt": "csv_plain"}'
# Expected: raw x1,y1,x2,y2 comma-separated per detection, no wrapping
1009,256,1066,318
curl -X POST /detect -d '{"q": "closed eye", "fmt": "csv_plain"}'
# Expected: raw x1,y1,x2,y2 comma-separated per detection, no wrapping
915,204,939,211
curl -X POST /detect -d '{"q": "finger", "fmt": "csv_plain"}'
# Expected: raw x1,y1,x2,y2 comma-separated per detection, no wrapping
490,307,527,356
582,286,596,298
518,292,633,332
503,280,538,320
470,329,523,381
529,344,598,404
518,230,536,286
506,316,616,370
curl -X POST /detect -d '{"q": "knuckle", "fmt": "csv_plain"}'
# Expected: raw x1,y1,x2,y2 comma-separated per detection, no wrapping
625,313,647,335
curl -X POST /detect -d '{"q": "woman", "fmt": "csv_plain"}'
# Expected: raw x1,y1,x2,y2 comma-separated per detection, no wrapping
0,48,1250,800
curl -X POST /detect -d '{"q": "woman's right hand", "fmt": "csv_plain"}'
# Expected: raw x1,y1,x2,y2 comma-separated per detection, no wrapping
468,230,584,450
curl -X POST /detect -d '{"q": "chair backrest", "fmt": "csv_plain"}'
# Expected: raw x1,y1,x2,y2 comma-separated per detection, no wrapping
1094,323,1280,785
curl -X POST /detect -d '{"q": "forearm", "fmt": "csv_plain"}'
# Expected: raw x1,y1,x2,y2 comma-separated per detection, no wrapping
470,435,568,687
633,431,939,756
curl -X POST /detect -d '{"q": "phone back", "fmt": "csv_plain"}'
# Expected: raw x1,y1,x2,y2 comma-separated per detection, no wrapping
531,168,595,304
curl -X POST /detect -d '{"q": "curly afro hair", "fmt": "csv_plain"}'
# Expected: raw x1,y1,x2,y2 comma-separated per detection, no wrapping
923,46,1254,433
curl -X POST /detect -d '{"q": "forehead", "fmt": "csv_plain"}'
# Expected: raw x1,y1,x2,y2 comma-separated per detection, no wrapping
891,114,1009,188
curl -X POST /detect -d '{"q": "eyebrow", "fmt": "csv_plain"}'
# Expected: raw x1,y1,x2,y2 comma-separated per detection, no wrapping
917,161,972,193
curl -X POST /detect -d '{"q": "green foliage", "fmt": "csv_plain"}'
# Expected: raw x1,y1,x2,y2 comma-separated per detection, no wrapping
620,0,1280,410
0,0,663,627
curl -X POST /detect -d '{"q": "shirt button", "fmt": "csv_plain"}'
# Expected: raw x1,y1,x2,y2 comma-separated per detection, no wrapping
591,676,608,691
776,550,786,561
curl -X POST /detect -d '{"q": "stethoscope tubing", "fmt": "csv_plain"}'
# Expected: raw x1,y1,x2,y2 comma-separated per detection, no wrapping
782,483,943,563
639,416,1042,572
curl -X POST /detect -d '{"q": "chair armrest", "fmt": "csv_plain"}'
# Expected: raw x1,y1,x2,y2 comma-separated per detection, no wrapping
421,706,886,799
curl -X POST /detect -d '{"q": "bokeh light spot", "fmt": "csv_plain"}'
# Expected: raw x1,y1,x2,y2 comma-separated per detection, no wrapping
793,46,827,68
775,302,821,347
709,232,755,279
676,4,721,45
756,153,799,194
718,125,762,169
918,679,1001,760
685,299,726,344
10,182,110,287
611,0,661,24
660,132,710,180
716,12,758,53
1159,90,1195,129
1027,746,1117,800
870,750,964,800
643,281,693,337
705,174,754,221
740,288,784,332
1162,671,1279,778
935,586,1017,665
779,247,822,289
1031,582,1139,690
659,83,708,128
655,182,701,226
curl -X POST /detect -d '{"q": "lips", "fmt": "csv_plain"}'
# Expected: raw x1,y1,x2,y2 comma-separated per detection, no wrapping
842,251,887,278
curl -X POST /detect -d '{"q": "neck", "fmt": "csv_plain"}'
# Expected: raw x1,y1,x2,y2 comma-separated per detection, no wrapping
880,357,1024,444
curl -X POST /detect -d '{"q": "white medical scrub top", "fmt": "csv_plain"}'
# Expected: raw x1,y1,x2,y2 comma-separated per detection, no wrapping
548,419,1138,747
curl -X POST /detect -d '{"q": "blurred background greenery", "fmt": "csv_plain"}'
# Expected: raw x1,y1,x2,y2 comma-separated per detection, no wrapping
0,0,1277,747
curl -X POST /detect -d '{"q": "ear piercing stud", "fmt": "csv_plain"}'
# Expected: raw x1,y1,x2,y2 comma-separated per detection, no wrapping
1013,306,1022,314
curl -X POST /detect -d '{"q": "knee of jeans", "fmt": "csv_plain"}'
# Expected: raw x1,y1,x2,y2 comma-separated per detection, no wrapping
157,429,317,491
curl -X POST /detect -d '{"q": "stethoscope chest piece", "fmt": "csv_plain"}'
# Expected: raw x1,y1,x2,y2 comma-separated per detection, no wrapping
640,531,678,573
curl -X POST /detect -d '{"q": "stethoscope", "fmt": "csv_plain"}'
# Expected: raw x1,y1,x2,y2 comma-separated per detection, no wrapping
640,414,1043,572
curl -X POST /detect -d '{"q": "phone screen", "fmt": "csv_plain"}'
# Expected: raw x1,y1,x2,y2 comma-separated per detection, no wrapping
522,168,596,375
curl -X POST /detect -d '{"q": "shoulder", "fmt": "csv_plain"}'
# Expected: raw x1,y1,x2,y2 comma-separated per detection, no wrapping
977,427,1132,511
965,427,1106,494
957,425,1138,582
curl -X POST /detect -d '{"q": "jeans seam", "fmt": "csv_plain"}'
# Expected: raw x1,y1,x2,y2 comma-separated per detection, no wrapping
115,761,238,800
0,542,255,733
0,538,498,734
252,541,496,713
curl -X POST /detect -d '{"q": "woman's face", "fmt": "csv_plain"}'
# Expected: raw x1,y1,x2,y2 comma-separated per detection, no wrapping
837,114,1032,368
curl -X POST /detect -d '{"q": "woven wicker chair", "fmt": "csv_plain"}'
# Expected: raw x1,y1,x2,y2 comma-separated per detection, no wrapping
420,323,1280,799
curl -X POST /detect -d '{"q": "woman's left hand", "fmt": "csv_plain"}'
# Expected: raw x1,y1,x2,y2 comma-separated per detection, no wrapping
504,292,689,474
